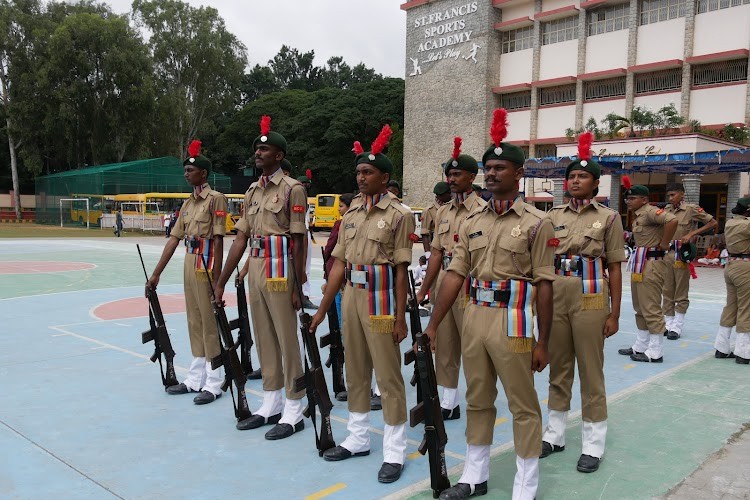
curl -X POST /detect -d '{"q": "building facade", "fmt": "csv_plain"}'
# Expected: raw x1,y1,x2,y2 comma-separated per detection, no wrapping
401,0,750,224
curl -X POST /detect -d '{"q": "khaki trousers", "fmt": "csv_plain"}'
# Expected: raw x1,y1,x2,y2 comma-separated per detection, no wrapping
247,257,304,400
662,251,691,315
462,303,542,458
434,270,464,389
183,254,220,359
720,261,750,332
548,276,608,423
632,259,667,334
342,285,407,426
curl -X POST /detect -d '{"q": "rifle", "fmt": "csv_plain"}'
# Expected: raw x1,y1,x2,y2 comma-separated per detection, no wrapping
227,269,255,378
319,247,346,397
403,272,424,405
200,254,254,426
137,244,179,390
293,259,336,456
406,270,450,498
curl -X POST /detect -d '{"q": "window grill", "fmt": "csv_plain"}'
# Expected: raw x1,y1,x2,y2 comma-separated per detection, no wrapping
696,0,749,14
539,84,577,106
692,59,748,87
588,3,630,35
500,91,532,110
639,0,688,25
584,77,627,100
542,17,578,45
501,26,534,54
535,144,557,158
634,68,683,94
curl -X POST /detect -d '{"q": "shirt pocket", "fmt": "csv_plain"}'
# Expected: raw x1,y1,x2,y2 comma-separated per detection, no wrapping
554,227,570,239
497,235,528,254
581,226,606,255
468,234,489,252
367,227,392,245
265,199,284,214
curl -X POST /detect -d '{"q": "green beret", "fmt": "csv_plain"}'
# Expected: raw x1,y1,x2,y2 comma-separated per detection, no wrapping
625,185,650,197
433,181,450,196
678,242,697,263
280,159,292,172
444,154,479,174
566,159,601,180
731,197,750,214
356,152,393,174
253,131,287,155
296,175,310,184
482,143,526,168
183,154,211,172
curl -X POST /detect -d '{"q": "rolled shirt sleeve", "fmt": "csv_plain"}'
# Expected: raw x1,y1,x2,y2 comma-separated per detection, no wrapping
604,212,627,263
446,223,470,279
169,200,188,240
530,218,556,283
392,211,415,265
211,194,228,236
288,184,308,235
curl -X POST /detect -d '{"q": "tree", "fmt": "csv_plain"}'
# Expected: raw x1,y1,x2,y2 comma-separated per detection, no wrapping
132,0,247,158
654,103,685,134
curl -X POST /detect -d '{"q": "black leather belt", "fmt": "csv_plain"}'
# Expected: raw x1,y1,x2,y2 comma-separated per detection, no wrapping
646,250,666,258
469,286,510,303
730,253,750,258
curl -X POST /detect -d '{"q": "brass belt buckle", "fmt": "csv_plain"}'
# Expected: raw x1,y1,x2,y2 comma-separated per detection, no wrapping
477,288,494,303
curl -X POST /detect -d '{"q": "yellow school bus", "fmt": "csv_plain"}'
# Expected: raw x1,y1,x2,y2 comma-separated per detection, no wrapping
313,194,341,230
69,194,115,225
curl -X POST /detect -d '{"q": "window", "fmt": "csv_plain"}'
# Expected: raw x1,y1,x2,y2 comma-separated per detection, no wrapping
588,3,630,35
501,26,534,54
639,0,688,25
692,59,748,87
696,0,750,14
584,77,627,100
635,68,683,94
538,84,577,106
535,144,557,158
542,17,578,45
500,91,532,110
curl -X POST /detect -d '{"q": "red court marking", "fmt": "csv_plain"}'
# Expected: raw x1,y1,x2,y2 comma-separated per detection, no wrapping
0,261,96,274
93,292,239,321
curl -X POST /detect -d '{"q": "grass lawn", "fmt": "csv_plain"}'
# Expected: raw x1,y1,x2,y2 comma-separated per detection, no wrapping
0,223,156,238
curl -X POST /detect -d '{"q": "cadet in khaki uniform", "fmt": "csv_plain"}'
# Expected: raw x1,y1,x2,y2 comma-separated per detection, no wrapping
215,116,307,438
429,109,555,500
540,132,626,473
618,182,677,363
147,141,226,405
416,137,486,420
421,182,452,254
662,183,717,339
310,126,414,484
713,197,750,364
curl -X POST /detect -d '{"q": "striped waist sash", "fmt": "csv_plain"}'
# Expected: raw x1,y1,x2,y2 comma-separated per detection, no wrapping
249,235,290,292
346,263,395,334
627,246,664,282
468,277,533,346
185,236,213,275
555,254,607,309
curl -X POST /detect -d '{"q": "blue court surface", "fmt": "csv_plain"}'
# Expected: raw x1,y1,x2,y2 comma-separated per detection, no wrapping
0,237,741,499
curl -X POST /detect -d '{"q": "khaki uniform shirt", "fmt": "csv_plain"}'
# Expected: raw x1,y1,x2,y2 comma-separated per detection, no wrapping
170,183,228,240
432,192,487,256
725,215,750,254
420,201,440,237
234,169,307,237
332,192,415,266
546,200,626,263
631,204,676,248
448,199,556,284
666,202,714,240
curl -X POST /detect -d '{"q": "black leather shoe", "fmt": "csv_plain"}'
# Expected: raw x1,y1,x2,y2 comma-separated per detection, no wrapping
265,420,304,440
247,369,262,380
442,406,461,420
630,352,663,363
577,454,601,473
736,355,750,365
715,350,736,359
371,393,382,411
618,347,642,356
302,296,319,310
335,391,348,402
663,329,668,336
193,390,221,405
166,383,195,395
540,441,565,458
236,413,281,430
323,445,370,462
377,462,404,483
667,330,680,340
439,481,488,499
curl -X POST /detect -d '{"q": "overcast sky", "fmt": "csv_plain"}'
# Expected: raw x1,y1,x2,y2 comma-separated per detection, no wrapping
104,0,407,78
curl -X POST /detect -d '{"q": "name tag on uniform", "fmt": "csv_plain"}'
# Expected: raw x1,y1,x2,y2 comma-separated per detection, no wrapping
554,225,566,231
469,231,483,239
345,223,356,229
350,270,367,284
477,288,495,303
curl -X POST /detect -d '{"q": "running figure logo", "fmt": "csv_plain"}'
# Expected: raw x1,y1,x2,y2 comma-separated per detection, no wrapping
464,43,481,63
409,57,422,76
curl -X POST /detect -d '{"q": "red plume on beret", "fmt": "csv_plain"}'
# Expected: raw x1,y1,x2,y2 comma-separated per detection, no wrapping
260,115,271,136
452,137,462,160
188,140,201,158
352,141,364,155
563,179,568,192
371,124,392,155
621,175,632,190
578,131,593,161
305,168,312,180
490,108,508,147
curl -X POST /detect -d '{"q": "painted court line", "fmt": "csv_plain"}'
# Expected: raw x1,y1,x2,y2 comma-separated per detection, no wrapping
305,482,347,500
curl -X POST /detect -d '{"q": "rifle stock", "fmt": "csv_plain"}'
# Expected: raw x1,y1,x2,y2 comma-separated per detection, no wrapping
137,244,179,390
227,271,255,377
319,247,346,396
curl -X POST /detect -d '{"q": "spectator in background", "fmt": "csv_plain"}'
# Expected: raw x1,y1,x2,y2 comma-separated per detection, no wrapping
698,244,721,266
114,210,123,237
322,192,356,323
164,212,172,237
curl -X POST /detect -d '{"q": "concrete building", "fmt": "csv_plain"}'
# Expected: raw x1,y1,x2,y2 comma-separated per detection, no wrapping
401,0,750,225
